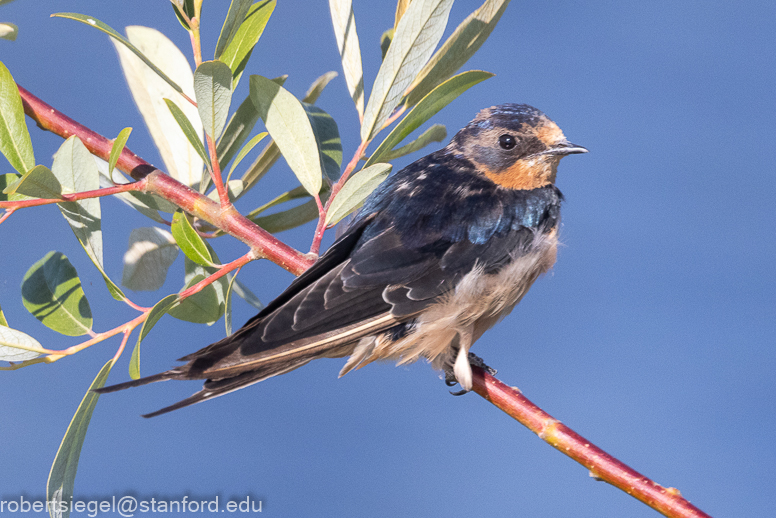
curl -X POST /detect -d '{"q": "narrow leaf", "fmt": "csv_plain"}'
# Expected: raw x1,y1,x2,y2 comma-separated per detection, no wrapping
21,251,93,336
394,0,412,30
52,137,125,301
252,199,319,233
326,163,392,225
405,0,510,107
122,227,179,292
220,0,276,87
4,165,63,199
249,75,323,196
0,303,6,327
361,0,454,141
172,0,196,29
0,326,44,362
112,26,204,188
232,278,263,310
224,273,238,335
227,131,267,181
0,23,18,41
47,360,115,518
0,61,34,174
171,209,214,266
194,60,233,139
381,123,446,161
380,29,394,61
129,293,178,379
328,0,364,118
169,256,227,325
246,185,310,219
109,127,132,174
164,98,210,165
304,104,342,183
366,70,493,166
217,94,260,171
304,71,338,104
53,14,187,97
215,0,253,59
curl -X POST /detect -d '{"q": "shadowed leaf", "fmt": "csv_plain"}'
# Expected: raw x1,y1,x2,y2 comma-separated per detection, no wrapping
4,165,62,199
129,294,178,380
0,23,18,41
304,104,342,183
194,60,233,139
381,123,446,161
329,0,364,118
122,227,179,292
21,251,92,336
169,256,228,325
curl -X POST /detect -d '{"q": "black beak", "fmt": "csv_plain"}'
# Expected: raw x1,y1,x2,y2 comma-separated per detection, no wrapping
542,140,588,156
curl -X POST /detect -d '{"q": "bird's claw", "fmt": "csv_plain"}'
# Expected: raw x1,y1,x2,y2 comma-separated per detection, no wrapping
445,352,497,395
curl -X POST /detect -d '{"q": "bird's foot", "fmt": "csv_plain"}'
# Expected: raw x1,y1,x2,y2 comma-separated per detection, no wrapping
445,352,497,396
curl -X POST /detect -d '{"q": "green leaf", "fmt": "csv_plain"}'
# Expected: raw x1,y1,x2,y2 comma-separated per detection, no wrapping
303,71,338,104
381,123,446,161
0,325,45,362
113,26,203,188
361,0,454,141
232,278,263,310
224,273,238,336
246,185,310,219
171,209,214,266
405,0,510,107
4,165,63,199
122,227,179,292
329,0,364,118
380,29,394,61
220,0,275,87
366,70,493,166
47,359,114,518
217,94,261,171
0,61,34,174
168,256,228,325
252,198,319,233
0,303,6,327
238,73,333,198
53,13,188,98
21,251,93,336
172,0,196,29
164,98,210,166
215,0,253,59
304,104,342,183
109,127,132,174
194,60,233,140
0,173,30,202
0,23,18,41
52,137,125,301
249,75,323,196
326,163,391,225
129,293,178,379
226,131,267,182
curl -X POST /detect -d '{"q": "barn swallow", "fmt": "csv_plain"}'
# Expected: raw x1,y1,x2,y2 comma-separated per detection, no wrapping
97,103,587,417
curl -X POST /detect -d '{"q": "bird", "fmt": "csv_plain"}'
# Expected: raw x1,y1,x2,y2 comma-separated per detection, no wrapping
96,103,587,417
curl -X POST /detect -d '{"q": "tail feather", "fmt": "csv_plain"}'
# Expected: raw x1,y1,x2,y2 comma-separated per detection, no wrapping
93,371,174,394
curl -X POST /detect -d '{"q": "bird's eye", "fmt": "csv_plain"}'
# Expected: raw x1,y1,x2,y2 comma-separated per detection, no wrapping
499,134,516,150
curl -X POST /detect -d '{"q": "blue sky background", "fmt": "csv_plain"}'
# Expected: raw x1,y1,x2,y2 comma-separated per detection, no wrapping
1,1,774,517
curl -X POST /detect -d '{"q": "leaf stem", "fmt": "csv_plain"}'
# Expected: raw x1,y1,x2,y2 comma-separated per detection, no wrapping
308,194,326,256
0,208,13,225
179,251,255,299
470,367,712,518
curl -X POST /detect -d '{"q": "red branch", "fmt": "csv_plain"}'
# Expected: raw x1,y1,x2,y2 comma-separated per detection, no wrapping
17,85,313,276
471,367,712,518
14,85,712,518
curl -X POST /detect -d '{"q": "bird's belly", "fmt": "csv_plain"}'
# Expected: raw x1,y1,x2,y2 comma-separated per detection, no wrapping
342,231,558,375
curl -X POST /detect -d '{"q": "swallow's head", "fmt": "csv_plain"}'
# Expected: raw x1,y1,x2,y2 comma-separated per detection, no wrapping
449,103,587,190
